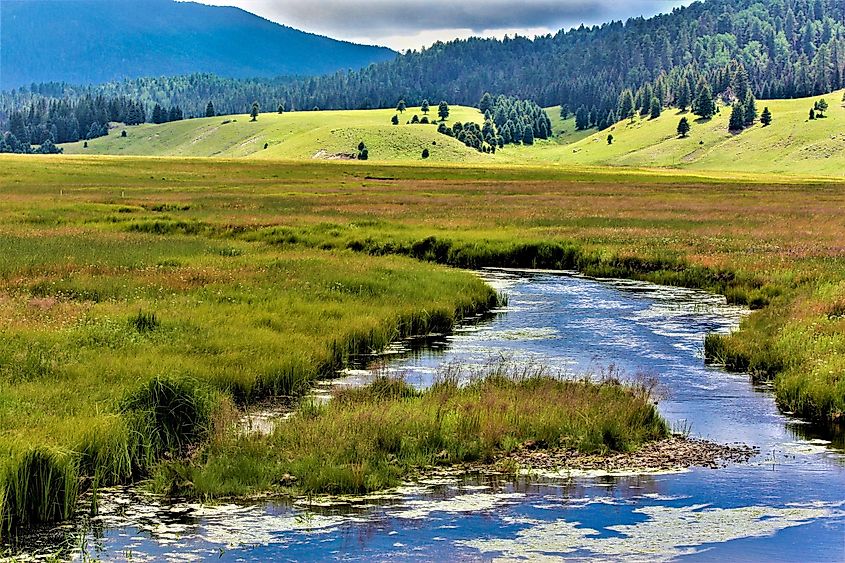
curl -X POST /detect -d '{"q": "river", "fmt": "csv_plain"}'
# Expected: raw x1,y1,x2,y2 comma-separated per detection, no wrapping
9,270,845,561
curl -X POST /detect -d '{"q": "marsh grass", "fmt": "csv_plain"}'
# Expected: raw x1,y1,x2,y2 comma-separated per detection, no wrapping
152,366,668,498
2,155,845,534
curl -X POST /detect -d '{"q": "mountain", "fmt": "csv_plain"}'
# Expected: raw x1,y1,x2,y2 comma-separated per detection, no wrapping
0,0,395,90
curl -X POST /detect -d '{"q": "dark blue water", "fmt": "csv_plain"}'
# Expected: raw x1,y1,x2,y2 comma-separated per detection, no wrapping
12,271,845,562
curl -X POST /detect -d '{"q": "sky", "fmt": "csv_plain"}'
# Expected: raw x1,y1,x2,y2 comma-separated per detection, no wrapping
193,0,692,52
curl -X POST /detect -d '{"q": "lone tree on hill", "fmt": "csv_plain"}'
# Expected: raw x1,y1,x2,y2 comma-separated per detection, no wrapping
250,101,260,121
809,108,816,120
438,101,450,121
677,117,690,137
607,134,614,145
728,102,745,131
422,148,430,159
760,107,772,126
391,115,399,125
421,100,430,115
814,98,829,117
205,101,215,118
396,100,407,113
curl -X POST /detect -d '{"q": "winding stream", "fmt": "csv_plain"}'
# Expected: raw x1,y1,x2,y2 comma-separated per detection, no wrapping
9,270,845,561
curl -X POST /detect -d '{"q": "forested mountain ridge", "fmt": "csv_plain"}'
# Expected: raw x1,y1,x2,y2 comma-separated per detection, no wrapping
0,0,395,90
3,0,845,149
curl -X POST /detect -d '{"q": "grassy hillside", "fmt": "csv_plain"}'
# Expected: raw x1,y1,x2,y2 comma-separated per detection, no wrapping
62,92,845,175
525,90,845,175
63,106,493,163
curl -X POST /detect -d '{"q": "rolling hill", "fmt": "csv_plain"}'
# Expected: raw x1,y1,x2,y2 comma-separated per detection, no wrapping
61,91,845,176
0,0,395,90
61,106,495,163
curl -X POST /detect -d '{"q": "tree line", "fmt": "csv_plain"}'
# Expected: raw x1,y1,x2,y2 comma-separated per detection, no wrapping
3,0,845,151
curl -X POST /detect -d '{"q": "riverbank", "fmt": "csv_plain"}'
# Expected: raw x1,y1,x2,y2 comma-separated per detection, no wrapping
2,156,845,537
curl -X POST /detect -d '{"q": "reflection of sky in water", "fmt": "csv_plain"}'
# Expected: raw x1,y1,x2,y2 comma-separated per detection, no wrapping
10,270,845,562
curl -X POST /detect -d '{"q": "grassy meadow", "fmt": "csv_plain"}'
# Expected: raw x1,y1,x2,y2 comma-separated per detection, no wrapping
1,153,844,534
60,92,845,176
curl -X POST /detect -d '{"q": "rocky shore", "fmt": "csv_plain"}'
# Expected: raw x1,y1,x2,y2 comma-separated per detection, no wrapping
495,435,759,476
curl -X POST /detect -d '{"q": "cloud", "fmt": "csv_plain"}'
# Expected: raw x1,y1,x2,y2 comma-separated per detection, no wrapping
195,0,689,50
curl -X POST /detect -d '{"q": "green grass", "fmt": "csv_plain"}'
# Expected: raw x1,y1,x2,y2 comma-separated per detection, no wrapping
524,90,845,175
62,106,494,163
1,153,844,535
153,367,667,499
60,93,845,176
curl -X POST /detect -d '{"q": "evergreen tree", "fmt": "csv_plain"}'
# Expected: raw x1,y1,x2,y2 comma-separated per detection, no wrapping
693,81,716,119
617,89,635,119
728,102,745,131
357,141,368,160
479,92,493,113
421,100,430,114
391,114,399,125
607,134,614,145
743,92,757,126
575,105,589,130
676,80,691,111
422,148,430,159
250,101,260,121
810,108,816,120
437,101,449,121
760,107,772,126
677,117,690,138
206,101,215,118
396,100,407,113
649,97,661,119
277,103,285,114
814,98,829,117
522,123,534,145
152,103,164,124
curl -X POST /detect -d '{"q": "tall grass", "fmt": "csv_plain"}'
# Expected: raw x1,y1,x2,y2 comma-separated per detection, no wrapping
151,366,668,498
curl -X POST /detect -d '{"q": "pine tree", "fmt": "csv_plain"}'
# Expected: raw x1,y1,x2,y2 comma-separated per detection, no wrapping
479,92,493,113
522,123,534,145
617,89,635,119
391,115,399,125
649,97,661,119
278,103,285,114
396,100,407,113
152,104,164,124
206,101,215,118
575,106,589,130
814,98,829,117
607,134,614,145
810,108,816,120
693,81,716,119
743,92,757,126
437,101,449,121
250,101,260,121
728,102,745,131
676,80,691,111
421,100,430,114
760,107,772,126
677,117,690,137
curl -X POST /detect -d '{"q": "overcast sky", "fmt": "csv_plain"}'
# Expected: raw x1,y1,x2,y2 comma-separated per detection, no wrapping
194,0,692,51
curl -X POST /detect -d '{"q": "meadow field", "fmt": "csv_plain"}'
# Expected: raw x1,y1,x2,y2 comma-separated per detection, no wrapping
1,154,844,535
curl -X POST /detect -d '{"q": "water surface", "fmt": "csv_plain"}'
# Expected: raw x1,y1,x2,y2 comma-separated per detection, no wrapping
10,270,845,561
